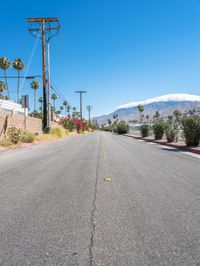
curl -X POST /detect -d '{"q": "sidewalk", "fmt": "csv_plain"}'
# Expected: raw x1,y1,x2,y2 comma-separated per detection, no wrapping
124,134,200,155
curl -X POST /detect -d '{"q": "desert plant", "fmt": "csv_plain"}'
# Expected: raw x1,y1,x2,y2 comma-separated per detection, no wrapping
140,124,149,137
116,121,129,134
8,127,21,144
153,120,165,140
20,131,35,143
181,115,200,146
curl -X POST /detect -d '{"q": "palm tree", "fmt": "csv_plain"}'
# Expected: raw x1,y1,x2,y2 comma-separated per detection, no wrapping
60,105,64,114
0,57,11,98
173,110,182,121
154,111,160,121
72,107,76,118
108,119,112,126
38,97,43,111
51,106,55,112
0,81,6,99
113,114,118,120
67,104,71,117
63,100,68,116
30,80,40,111
13,58,25,102
137,105,144,123
51,93,57,109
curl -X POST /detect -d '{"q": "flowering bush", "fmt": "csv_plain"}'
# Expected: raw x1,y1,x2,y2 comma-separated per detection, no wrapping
60,117,88,133
181,115,200,146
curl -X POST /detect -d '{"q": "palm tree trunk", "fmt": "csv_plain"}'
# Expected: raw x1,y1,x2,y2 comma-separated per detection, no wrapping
34,89,37,111
4,69,9,99
17,70,20,102
53,99,55,109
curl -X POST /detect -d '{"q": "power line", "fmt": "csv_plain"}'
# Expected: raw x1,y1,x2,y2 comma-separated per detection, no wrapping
21,36,40,92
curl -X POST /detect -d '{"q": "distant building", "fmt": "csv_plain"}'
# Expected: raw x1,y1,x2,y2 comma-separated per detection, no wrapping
0,99,28,116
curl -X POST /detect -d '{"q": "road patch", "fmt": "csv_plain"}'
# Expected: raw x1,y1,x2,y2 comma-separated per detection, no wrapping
104,177,112,181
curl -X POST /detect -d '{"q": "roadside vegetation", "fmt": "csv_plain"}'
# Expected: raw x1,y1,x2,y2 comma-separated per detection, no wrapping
140,124,149,137
0,119,99,149
101,116,129,135
138,107,200,147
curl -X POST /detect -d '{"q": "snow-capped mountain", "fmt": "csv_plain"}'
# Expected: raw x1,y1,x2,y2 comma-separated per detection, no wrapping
116,94,200,110
94,93,200,125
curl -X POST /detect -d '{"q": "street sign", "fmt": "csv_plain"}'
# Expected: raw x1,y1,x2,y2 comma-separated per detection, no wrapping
22,95,29,108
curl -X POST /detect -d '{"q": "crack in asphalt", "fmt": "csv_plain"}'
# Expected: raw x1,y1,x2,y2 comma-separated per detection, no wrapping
89,135,101,266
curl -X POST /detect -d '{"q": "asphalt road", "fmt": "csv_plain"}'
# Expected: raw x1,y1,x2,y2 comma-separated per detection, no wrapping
0,132,200,266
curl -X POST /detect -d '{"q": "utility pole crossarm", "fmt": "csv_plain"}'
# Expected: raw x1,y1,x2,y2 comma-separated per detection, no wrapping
29,27,60,32
26,18,59,22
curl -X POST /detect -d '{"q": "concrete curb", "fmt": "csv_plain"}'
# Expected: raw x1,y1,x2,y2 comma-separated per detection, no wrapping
124,134,200,155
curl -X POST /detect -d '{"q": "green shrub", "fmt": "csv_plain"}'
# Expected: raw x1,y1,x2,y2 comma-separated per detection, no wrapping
181,115,200,146
140,124,149,137
20,131,35,143
116,122,129,134
153,120,165,140
103,126,112,132
164,119,179,143
8,127,21,144
8,127,35,144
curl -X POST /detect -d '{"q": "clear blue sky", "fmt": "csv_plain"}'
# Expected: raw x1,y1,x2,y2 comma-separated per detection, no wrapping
1,0,200,117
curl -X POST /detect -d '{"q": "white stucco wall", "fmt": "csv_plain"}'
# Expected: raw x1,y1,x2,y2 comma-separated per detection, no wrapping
0,99,28,116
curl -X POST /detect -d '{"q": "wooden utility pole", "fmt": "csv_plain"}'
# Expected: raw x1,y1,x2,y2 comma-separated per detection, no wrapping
75,90,87,120
26,17,60,131
87,105,92,124
41,19,47,130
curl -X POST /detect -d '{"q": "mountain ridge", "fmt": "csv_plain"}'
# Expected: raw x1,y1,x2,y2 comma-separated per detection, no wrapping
94,93,200,125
